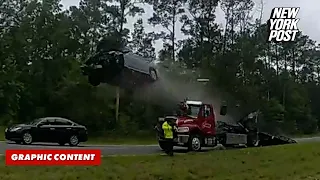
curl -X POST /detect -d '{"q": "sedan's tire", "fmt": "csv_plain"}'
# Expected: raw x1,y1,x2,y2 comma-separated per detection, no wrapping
149,68,158,81
69,135,79,147
22,132,33,145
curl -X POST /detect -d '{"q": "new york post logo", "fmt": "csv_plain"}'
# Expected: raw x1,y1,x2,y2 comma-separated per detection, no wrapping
267,7,300,42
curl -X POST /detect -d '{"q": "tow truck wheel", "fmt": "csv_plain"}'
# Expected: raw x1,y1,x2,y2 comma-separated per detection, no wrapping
188,135,202,151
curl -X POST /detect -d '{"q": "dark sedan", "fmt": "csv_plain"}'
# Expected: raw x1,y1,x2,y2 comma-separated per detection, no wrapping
5,117,88,146
81,39,159,89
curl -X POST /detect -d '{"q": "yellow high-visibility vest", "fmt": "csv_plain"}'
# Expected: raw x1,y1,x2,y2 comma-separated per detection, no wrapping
162,121,173,139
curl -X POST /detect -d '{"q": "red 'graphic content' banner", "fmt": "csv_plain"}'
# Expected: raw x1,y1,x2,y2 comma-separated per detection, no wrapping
5,149,101,166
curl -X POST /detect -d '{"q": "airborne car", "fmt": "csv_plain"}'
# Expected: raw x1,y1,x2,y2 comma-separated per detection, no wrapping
81,38,159,88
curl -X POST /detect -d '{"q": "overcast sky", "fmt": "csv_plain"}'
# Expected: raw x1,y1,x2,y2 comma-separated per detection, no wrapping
60,0,320,52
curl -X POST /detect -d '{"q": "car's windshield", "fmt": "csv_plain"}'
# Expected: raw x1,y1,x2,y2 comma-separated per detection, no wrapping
26,118,43,125
187,105,200,117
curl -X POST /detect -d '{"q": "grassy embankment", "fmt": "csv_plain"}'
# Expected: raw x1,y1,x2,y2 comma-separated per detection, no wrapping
0,126,156,145
0,143,320,179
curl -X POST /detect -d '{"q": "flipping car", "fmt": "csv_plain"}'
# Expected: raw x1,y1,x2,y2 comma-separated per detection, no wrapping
81,39,159,89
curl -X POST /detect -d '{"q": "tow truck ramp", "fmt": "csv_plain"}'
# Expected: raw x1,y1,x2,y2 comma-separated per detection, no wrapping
257,132,297,146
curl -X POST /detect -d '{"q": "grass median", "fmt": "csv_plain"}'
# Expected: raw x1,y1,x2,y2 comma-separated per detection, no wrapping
1,143,320,179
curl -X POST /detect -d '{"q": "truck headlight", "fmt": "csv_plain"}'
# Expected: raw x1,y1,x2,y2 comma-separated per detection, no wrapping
177,127,189,133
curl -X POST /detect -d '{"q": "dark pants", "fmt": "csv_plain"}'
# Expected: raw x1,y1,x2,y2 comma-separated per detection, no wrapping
164,138,174,156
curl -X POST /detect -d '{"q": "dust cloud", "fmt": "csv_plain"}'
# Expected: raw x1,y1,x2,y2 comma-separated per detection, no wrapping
133,67,240,124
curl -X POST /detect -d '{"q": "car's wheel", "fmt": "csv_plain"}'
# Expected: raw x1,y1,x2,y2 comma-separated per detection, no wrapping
188,135,202,151
88,74,100,86
149,68,158,81
69,135,79,147
22,132,33,145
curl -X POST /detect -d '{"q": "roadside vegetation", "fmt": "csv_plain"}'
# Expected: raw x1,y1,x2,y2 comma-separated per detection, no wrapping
1,143,320,179
1,0,320,140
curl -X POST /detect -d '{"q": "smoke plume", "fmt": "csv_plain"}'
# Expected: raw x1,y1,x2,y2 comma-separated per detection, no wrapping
133,67,241,124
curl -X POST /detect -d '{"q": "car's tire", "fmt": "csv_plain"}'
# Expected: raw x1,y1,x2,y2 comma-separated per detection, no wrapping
88,74,100,86
69,135,79,147
158,141,166,151
15,141,22,144
22,132,33,145
58,141,66,146
188,135,202,151
149,68,158,81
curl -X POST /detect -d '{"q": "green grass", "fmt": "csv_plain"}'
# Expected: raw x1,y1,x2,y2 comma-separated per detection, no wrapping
1,143,320,179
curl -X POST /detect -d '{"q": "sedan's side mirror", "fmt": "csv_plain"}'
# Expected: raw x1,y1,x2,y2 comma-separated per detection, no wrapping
220,105,227,116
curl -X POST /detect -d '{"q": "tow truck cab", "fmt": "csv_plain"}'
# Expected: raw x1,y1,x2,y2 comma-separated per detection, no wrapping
174,100,219,151
156,100,247,151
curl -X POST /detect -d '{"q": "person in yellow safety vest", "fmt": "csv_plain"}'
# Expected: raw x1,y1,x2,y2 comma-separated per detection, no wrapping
162,119,177,156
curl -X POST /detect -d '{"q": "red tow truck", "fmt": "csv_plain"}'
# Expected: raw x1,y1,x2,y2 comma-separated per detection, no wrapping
155,99,296,151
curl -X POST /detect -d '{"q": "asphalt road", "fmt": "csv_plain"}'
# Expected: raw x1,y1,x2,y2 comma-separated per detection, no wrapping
1,137,320,156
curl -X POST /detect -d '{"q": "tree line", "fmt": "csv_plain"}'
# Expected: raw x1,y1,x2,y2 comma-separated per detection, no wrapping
0,0,319,136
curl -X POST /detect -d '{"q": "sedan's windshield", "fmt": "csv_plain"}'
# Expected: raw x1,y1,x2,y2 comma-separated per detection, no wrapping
26,118,43,125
